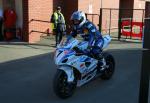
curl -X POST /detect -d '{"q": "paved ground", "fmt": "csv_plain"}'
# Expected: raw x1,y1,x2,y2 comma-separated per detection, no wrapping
0,37,145,103
0,41,55,63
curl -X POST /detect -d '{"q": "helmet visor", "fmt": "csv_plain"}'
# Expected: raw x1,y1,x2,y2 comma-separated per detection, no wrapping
73,19,80,25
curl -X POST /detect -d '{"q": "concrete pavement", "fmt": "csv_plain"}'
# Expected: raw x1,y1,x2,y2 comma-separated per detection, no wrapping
0,36,142,63
0,41,55,63
0,37,144,103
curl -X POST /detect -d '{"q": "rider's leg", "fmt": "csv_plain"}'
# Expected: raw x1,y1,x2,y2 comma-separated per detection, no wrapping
91,47,101,59
93,39,106,69
93,38,104,59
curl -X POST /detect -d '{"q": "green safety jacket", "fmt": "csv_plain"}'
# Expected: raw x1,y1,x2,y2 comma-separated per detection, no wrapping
52,12,65,29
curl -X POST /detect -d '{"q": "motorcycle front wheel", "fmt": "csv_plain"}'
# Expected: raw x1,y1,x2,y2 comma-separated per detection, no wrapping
53,69,77,99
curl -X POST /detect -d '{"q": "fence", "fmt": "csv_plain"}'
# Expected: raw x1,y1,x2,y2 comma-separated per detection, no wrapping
100,8,145,40
29,8,145,43
86,8,145,40
85,13,100,30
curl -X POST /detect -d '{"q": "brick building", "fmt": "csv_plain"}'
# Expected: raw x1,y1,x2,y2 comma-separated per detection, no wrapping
0,0,146,43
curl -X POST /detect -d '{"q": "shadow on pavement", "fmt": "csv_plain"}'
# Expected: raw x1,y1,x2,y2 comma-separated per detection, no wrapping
110,39,142,44
0,41,56,48
0,44,56,50
0,49,142,103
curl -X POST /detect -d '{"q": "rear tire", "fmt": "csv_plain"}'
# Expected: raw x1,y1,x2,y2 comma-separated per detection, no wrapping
101,52,115,80
53,69,77,99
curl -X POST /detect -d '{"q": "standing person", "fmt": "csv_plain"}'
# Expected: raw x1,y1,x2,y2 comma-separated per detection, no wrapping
0,8,3,41
50,6,66,47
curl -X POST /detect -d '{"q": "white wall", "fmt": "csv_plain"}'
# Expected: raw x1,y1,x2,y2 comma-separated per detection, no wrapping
133,0,145,22
134,0,145,9
15,0,23,28
102,0,119,8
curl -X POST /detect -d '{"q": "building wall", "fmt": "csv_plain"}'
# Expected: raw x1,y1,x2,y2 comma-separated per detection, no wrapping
0,0,146,42
78,0,120,13
102,0,119,8
101,0,119,33
22,0,146,42
78,0,100,29
78,0,146,33
134,0,145,9
102,0,146,33
28,0,53,43
133,0,145,22
78,0,120,31
78,0,93,13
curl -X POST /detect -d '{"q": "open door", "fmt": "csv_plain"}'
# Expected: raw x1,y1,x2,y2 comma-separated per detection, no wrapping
119,0,134,18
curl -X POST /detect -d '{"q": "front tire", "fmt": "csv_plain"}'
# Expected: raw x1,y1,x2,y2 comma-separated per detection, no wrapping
53,70,77,99
101,52,115,80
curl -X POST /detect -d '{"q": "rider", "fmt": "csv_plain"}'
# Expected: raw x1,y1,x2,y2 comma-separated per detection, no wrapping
69,11,104,61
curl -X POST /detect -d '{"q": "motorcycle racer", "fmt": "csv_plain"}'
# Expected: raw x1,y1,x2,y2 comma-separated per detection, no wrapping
69,11,104,61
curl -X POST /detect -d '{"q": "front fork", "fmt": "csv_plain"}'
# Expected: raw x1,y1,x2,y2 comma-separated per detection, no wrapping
58,66,75,82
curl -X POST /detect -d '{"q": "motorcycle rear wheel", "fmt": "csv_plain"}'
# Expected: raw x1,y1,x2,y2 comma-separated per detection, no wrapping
100,52,115,80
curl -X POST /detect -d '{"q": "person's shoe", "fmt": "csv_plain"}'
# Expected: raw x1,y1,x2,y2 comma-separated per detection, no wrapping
98,58,106,71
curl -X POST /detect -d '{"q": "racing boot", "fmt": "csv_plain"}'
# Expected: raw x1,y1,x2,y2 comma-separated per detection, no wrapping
96,53,106,71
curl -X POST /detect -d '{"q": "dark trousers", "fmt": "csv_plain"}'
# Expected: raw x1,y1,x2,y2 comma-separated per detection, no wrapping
0,19,3,41
56,30,63,45
55,24,66,46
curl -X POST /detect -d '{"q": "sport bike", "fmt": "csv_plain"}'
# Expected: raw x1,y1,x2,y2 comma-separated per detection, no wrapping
53,35,115,99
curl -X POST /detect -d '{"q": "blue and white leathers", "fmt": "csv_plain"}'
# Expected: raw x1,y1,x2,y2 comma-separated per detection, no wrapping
71,20,104,54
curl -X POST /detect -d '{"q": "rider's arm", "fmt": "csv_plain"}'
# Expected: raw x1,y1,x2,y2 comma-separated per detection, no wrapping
86,24,96,47
70,30,77,38
70,25,78,38
66,29,77,42
88,33,95,47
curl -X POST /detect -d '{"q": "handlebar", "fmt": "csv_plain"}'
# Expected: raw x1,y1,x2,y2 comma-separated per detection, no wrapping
72,47,85,56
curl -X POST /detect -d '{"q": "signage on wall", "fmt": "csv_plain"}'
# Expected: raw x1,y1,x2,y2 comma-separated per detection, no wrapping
121,20,143,39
